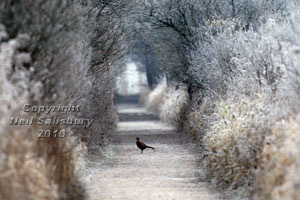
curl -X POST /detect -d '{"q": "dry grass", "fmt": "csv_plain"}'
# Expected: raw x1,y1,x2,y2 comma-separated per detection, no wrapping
0,124,85,200
200,93,275,197
0,125,59,200
256,114,300,200
189,90,299,198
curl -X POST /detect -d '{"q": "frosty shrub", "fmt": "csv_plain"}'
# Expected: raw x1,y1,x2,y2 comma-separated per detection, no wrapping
144,81,189,128
139,89,151,106
159,86,189,128
184,96,215,142
146,81,169,114
189,22,285,97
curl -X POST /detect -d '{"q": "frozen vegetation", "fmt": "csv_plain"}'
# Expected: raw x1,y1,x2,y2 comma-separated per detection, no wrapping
2,0,300,199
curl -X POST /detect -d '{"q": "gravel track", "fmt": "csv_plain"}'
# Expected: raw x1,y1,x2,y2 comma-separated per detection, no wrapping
84,104,225,200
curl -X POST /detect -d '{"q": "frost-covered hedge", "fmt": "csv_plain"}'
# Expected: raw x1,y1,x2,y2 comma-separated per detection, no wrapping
186,3,300,198
0,26,85,200
0,0,127,199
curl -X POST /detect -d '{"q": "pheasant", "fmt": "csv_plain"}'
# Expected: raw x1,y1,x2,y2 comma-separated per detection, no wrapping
136,138,156,154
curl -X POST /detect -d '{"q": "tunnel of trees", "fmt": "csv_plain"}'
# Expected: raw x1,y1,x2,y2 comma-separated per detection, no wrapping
1,0,300,199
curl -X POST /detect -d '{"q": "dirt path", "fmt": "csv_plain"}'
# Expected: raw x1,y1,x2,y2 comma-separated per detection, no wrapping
83,104,225,200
